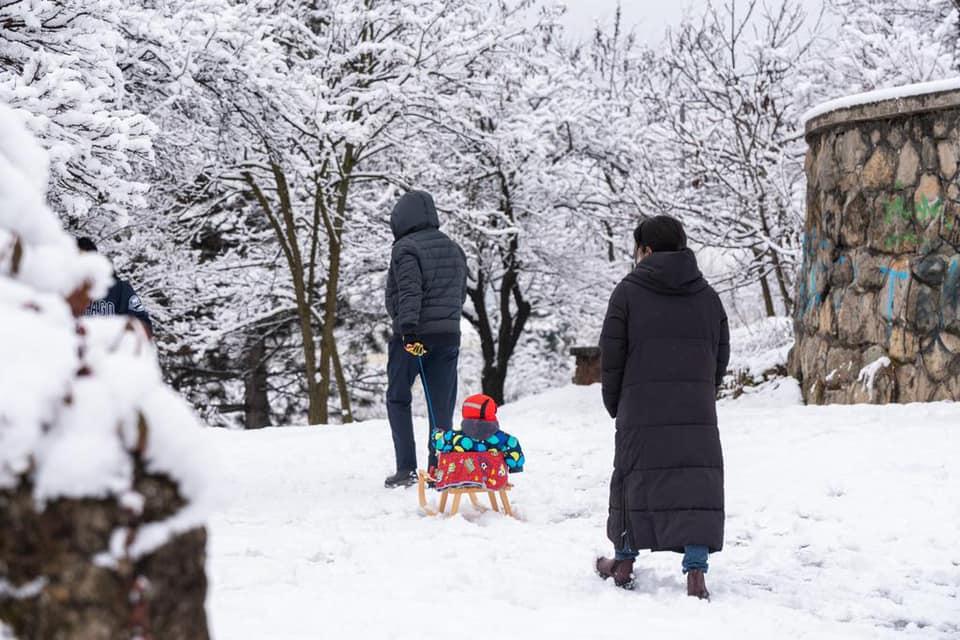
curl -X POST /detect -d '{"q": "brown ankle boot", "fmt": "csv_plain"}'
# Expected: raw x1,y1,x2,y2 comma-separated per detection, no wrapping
686,569,709,600
595,557,635,590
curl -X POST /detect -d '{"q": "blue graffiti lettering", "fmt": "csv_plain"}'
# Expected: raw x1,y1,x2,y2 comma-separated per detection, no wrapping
879,265,909,333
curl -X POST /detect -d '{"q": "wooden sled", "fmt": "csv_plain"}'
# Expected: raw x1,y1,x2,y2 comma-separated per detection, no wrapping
417,469,515,518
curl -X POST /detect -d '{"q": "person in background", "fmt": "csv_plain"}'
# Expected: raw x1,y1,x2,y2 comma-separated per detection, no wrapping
76,237,154,338
383,191,467,489
594,215,729,599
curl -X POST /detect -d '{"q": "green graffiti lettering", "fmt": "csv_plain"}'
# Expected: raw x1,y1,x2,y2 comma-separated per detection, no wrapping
882,194,950,246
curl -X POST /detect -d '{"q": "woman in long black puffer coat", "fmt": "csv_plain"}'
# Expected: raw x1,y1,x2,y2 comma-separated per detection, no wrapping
595,215,729,599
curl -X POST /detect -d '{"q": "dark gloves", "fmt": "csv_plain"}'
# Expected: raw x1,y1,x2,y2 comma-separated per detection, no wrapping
402,335,428,357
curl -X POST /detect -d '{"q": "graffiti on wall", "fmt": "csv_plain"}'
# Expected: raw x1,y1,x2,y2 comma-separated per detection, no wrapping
878,263,910,334
799,228,832,314
883,194,952,249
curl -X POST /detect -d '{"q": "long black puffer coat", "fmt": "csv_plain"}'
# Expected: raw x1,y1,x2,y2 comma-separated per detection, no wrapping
385,191,467,338
600,249,730,553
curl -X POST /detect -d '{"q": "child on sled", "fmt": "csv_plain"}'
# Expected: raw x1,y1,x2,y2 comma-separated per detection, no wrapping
430,393,525,490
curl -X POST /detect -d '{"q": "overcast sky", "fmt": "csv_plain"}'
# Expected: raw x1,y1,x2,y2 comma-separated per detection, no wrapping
557,0,827,42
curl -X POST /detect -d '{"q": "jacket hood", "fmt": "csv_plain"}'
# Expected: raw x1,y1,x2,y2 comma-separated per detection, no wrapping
625,248,708,295
391,191,440,240
460,418,499,440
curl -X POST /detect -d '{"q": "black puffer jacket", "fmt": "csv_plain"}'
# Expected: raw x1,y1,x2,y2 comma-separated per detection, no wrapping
385,191,467,338
600,249,729,553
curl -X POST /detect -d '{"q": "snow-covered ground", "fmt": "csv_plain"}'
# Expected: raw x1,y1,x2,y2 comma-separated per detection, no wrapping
206,384,960,639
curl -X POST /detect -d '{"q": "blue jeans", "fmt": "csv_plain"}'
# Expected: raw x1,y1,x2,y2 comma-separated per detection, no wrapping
386,339,459,472
615,544,710,573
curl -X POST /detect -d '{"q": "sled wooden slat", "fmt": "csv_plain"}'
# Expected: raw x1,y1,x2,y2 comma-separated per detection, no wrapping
417,469,515,519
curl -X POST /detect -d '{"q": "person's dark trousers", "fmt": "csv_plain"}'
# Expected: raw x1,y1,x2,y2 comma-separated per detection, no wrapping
386,336,459,473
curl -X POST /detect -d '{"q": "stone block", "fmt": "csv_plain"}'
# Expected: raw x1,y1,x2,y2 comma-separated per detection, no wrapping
905,279,940,335
840,191,869,246
862,147,896,190
940,330,960,355
938,141,958,179
889,325,920,363
948,372,960,400
895,363,920,402
931,384,953,401
877,257,912,326
920,335,957,382
922,137,939,171
912,254,947,286
836,128,867,174
914,173,942,212
813,137,839,192
824,346,860,389
818,297,835,335
836,289,866,342
820,194,842,239
933,117,950,139
895,142,921,188
851,250,885,290
887,123,905,148
829,255,855,288
870,194,918,253
943,255,960,334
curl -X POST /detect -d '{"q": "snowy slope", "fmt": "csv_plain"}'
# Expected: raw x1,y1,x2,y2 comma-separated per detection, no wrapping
206,385,960,639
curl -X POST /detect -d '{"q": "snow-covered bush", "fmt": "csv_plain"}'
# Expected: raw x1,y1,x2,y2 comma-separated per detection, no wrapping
0,105,212,639
720,316,795,399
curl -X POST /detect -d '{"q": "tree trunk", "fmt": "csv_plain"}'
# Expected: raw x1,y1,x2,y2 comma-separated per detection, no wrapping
243,338,271,429
464,178,532,405
316,240,339,424
244,169,325,425
331,333,353,424
481,363,507,407
759,273,776,318
316,144,354,424
768,248,793,315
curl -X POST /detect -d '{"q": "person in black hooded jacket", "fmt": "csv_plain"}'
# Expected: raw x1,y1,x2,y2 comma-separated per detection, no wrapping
594,215,729,600
383,191,467,488
77,237,154,338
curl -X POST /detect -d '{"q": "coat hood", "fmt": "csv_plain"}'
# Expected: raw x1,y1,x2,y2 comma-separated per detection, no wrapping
460,418,500,440
391,191,440,240
625,248,708,295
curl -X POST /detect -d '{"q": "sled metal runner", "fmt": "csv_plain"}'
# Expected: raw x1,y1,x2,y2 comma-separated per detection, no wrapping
416,470,515,518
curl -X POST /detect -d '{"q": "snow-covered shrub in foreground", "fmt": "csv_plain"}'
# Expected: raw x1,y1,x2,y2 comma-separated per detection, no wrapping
0,104,212,638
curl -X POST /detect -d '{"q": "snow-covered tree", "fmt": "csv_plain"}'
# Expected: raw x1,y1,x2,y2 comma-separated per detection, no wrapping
624,0,824,316
828,0,960,91
409,5,618,402
0,0,154,221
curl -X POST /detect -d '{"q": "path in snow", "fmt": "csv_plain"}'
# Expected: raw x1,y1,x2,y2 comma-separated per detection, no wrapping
205,384,960,639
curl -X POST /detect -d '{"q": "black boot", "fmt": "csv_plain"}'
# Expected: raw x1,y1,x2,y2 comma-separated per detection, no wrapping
596,557,635,590
384,469,417,488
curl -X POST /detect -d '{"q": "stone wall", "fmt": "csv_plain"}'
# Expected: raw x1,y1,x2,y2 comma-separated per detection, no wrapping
570,346,601,385
790,87,960,404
